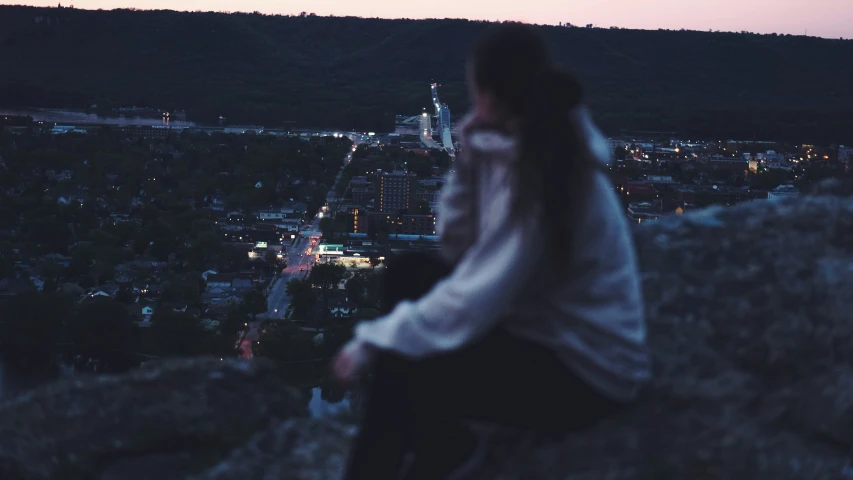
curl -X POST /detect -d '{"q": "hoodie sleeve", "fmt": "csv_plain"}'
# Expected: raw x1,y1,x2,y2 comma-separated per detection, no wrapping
435,167,476,264
354,162,543,358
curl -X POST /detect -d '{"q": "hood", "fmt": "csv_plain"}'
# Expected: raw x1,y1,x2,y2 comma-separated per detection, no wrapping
461,106,613,167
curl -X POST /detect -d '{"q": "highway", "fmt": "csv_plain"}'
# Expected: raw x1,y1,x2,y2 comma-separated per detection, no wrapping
237,143,360,359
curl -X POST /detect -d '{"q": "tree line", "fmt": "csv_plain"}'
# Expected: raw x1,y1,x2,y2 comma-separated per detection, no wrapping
1,6,852,142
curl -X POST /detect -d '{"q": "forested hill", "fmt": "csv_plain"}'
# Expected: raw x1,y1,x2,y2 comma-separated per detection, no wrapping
2,5,852,142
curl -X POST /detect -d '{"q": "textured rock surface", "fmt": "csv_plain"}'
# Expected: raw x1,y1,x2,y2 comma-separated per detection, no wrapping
0,358,307,480
4,180,853,479
467,180,853,479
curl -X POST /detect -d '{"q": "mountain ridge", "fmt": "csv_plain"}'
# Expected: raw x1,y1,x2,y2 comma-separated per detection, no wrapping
1,6,852,142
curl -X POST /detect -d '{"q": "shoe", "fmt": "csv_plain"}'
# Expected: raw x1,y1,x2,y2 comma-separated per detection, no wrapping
447,435,485,480
404,429,486,480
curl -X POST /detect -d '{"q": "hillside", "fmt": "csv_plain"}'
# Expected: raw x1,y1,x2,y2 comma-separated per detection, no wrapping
1,6,852,142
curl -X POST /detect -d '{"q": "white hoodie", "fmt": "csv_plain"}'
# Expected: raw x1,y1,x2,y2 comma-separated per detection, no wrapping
353,107,651,401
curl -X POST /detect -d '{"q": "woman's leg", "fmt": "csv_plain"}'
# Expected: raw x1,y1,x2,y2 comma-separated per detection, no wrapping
402,330,629,479
344,252,452,480
345,251,628,478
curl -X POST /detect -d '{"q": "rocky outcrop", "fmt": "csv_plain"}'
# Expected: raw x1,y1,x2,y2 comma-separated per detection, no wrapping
4,180,853,479
0,358,312,480
469,179,853,479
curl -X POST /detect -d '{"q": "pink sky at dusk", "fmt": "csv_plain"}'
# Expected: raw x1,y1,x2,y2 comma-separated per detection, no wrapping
15,0,853,39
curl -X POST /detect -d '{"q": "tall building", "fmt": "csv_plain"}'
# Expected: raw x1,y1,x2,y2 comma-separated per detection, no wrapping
378,171,416,214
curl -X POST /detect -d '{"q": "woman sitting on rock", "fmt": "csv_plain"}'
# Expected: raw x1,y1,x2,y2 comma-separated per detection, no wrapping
334,23,651,480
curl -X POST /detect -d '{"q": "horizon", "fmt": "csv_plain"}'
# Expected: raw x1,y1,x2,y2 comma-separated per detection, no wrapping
8,0,853,40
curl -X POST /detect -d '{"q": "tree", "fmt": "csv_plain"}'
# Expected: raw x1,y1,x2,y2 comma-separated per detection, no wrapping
319,216,336,238
199,332,241,358
319,322,355,357
0,291,68,370
240,288,268,320
263,249,285,275
220,310,250,337
286,278,317,318
68,245,94,277
369,256,382,269
345,274,365,306
309,263,347,292
151,310,206,356
70,299,139,360
407,156,433,179
253,324,316,362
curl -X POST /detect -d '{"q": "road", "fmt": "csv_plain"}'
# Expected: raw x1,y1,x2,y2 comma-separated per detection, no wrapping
237,142,360,358
419,112,441,149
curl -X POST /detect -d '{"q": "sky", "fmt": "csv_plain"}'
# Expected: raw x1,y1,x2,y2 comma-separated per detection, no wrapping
16,0,853,39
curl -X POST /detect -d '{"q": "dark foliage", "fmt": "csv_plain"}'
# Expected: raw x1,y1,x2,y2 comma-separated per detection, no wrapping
1,6,852,142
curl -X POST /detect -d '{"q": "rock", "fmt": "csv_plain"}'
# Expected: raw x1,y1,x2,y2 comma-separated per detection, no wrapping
192,419,353,480
464,182,853,479
5,179,853,479
0,358,306,480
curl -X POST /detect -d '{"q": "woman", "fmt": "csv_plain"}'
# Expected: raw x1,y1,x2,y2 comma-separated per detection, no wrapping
334,24,651,480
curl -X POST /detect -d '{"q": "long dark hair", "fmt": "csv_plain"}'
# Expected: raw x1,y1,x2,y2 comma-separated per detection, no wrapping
469,24,592,263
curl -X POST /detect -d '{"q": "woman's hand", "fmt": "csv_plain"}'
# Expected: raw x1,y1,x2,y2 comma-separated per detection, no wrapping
332,340,376,386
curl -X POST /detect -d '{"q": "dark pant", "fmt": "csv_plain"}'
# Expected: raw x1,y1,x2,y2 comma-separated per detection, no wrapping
344,252,625,480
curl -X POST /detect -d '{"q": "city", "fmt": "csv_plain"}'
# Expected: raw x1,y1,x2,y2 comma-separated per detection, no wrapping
1,3,853,479
2,82,850,381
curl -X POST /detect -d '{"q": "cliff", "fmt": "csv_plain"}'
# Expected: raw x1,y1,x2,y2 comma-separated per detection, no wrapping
3,180,853,479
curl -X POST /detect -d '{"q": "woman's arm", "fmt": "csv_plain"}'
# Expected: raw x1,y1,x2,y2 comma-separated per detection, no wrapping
435,163,477,264
354,165,542,358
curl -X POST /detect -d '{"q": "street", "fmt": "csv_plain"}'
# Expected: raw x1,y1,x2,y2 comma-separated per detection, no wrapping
237,139,360,358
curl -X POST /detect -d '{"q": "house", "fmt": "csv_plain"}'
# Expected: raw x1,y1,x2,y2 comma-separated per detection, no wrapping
202,319,220,331
207,274,233,289
210,196,225,211
100,284,120,297
767,184,799,201
55,170,74,181
57,196,71,205
42,253,71,268
0,278,34,299
141,306,155,321
232,278,254,291
29,276,45,292
255,181,263,189
330,297,358,318
627,201,662,224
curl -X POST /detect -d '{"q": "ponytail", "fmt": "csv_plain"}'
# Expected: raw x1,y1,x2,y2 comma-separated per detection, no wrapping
517,68,588,262
472,24,592,265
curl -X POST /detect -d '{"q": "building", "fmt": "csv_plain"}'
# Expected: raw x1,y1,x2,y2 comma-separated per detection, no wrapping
369,212,437,237
345,208,369,234
706,154,750,172
839,145,853,168
678,185,766,208
207,274,233,289
627,201,662,224
767,185,799,201
117,125,185,139
224,125,264,134
317,244,345,257
378,171,416,214
351,187,374,206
